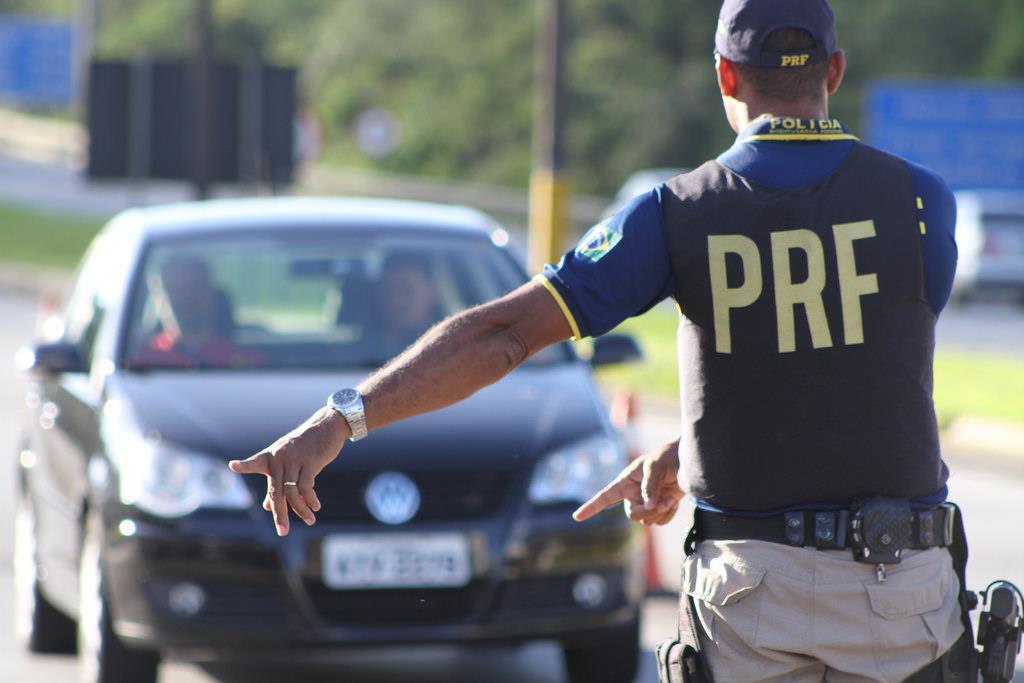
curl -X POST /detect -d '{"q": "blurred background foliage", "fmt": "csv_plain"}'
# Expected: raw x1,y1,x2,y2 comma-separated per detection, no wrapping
3,0,1024,195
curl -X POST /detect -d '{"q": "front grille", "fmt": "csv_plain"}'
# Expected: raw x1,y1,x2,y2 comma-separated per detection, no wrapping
145,580,294,627
137,538,278,566
305,581,488,626
313,470,516,523
495,571,625,620
500,575,579,612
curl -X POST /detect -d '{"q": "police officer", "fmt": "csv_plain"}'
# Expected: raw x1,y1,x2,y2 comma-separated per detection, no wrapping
231,1,967,680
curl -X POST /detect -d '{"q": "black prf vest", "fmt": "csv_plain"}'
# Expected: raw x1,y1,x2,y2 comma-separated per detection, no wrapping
662,143,946,511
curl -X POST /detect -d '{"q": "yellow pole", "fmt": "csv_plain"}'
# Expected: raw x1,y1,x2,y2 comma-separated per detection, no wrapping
529,169,571,273
529,0,570,274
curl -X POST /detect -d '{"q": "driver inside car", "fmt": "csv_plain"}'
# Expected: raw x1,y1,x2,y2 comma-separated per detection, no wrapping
131,254,263,368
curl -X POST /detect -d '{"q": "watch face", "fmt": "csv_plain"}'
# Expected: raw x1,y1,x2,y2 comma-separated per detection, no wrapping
331,388,360,410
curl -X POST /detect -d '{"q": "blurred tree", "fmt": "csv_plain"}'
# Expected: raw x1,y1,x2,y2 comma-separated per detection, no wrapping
565,0,725,192
93,0,192,56
983,0,1024,78
0,0,70,15
302,0,534,184
68,0,1024,195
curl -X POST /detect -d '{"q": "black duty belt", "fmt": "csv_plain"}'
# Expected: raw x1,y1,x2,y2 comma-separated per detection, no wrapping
697,501,956,555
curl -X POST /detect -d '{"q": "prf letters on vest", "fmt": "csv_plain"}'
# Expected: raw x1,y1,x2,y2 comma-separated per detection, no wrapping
709,220,879,354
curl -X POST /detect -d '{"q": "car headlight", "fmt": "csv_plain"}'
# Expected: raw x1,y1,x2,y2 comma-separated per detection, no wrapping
528,435,627,505
117,437,253,518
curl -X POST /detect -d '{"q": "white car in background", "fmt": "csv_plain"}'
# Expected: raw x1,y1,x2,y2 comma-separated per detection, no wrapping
601,168,687,219
953,191,1024,304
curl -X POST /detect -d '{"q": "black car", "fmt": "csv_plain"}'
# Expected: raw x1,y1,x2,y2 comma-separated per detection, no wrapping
15,198,646,683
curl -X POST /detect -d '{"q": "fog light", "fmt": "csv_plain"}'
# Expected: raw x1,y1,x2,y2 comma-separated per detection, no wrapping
167,582,206,618
572,572,608,609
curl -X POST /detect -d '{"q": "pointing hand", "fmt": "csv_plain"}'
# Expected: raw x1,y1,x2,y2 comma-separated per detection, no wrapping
228,407,349,536
573,440,684,525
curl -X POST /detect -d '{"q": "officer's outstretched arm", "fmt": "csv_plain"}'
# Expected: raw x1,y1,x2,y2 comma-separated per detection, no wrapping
357,279,573,429
230,280,574,536
573,438,685,525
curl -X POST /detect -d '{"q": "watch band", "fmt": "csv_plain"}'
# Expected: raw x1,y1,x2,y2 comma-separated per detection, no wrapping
327,389,368,442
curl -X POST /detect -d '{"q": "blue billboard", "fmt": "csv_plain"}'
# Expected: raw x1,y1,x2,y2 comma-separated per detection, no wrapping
0,16,73,107
868,79,1024,191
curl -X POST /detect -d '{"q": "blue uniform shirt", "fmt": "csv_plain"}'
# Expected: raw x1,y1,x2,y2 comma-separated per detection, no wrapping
541,117,957,339
539,116,958,514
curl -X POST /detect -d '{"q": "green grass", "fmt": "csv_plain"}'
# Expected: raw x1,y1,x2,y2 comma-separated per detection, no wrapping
596,306,1024,426
595,303,681,399
932,351,1024,425
0,203,104,270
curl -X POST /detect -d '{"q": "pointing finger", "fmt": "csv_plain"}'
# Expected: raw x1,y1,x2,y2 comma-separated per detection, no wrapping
229,452,269,475
573,481,626,522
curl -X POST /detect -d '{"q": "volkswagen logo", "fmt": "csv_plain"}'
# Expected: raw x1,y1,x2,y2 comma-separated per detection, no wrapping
364,472,421,525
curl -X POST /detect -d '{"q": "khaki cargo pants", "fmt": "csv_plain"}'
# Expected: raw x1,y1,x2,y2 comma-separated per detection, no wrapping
683,540,964,683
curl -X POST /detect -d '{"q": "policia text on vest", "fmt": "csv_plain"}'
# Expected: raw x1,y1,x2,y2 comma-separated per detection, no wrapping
710,220,878,354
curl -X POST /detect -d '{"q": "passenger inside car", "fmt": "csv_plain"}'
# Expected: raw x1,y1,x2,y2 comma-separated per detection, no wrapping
370,253,444,355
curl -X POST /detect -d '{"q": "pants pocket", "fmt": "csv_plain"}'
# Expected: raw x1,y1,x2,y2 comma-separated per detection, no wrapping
684,553,767,606
864,551,963,682
683,551,767,647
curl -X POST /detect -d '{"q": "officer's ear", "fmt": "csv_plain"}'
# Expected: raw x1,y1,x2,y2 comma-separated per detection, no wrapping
826,49,846,96
715,54,740,98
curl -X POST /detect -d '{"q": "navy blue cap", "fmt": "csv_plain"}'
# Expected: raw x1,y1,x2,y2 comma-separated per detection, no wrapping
715,0,837,68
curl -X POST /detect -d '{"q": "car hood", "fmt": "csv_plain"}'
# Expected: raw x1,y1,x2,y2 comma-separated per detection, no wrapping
106,362,608,470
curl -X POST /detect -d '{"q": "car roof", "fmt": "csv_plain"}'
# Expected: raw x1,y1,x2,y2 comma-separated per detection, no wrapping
106,197,503,240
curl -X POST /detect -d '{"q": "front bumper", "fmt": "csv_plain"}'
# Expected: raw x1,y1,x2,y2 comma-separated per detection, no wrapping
103,506,645,654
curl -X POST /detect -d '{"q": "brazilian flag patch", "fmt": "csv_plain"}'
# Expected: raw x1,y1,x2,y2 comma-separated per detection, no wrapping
574,219,623,263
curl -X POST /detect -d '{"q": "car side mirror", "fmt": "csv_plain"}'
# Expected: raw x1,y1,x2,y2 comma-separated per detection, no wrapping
590,334,643,367
23,342,88,375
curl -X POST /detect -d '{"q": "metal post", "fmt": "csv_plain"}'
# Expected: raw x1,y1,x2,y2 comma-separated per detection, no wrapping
192,0,214,200
127,56,152,206
238,56,263,191
529,0,571,274
73,0,99,122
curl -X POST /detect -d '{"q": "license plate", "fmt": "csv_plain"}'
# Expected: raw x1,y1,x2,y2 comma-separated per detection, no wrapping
321,533,471,589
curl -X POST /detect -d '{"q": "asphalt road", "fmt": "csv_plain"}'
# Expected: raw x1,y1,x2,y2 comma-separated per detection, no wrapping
937,300,1024,357
2,291,1022,682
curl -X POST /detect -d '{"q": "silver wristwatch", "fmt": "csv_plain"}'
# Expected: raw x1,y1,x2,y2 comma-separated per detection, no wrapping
327,389,368,442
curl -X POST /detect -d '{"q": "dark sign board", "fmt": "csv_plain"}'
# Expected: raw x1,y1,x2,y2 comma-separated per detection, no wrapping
868,79,1024,190
86,59,295,186
0,16,73,107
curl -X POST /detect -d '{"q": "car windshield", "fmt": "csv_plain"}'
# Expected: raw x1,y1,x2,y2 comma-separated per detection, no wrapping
122,230,570,371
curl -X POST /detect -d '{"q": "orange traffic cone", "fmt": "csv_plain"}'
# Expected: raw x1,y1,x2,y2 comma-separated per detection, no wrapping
645,527,663,593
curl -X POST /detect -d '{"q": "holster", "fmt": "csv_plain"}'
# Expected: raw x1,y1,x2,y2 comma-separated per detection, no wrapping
898,502,980,682
655,637,684,683
656,601,711,683
945,503,980,681
657,512,713,683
